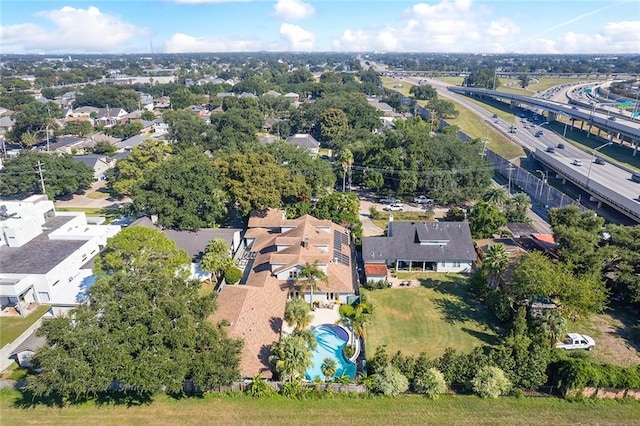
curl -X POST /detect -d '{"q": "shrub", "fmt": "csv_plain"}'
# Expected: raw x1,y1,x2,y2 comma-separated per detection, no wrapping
247,375,273,398
414,367,448,398
372,365,409,396
224,266,243,284
369,206,381,220
485,288,514,322
343,345,355,359
471,366,511,398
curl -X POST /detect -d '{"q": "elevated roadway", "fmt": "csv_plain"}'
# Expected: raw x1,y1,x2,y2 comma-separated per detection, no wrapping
446,86,640,223
447,86,640,151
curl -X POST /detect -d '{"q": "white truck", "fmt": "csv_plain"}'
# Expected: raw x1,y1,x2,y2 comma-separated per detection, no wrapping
413,195,434,204
555,333,595,351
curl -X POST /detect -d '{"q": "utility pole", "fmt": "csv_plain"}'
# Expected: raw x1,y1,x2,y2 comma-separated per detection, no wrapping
36,161,46,195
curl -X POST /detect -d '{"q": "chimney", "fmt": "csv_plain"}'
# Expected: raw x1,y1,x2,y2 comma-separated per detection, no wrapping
388,214,393,237
302,237,310,248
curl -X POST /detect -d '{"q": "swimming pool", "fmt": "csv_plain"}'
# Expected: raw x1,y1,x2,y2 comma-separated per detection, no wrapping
305,324,356,381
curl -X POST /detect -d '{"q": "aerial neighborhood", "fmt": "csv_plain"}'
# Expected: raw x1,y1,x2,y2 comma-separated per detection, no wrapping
0,48,639,422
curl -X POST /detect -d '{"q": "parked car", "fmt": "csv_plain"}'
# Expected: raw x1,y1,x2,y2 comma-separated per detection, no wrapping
379,196,400,204
572,159,583,166
413,195,434,204
546,146,556,153
557,143,565,149
555,333,595,351
383,203,404,212
594,157,606,165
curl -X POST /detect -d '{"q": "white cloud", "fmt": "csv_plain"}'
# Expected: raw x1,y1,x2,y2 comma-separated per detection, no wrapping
333,0,486,52
164,33,260,52
486,19,520,38
273,0,315,21
279,23,315,51
521,20,640,54
0,6,145,53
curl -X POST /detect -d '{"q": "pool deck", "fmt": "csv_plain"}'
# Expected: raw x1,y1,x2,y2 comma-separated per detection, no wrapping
281,304,341,336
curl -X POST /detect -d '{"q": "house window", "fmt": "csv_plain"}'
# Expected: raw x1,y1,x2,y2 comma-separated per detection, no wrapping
288,270,299,279
289,291,300,300
453,261,461,267
328,292,336,300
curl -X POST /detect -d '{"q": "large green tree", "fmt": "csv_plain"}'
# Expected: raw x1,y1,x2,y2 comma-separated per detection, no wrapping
0,150,93,200
6,101,63,146
108,139,171,197
319,108,348,142
214,152,309,216
28,227,242,401
132,150,227,230
295,261,328,308
200,238,234,283
468,201,507,238
269,334,313,382
409,84,437,100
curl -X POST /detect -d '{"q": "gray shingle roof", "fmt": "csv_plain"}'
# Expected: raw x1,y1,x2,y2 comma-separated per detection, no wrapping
285,134,319,150
0,216,86,274
362,221,476,263
130,217,241,260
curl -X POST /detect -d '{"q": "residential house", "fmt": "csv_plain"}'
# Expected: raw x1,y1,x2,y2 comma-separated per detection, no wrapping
263,117,283,133
475,238,527,289
263,90,282,97
238,92,258,99
130,216,243,281
94,107,128,127
283,92,300,103
116,134,165,152
0,195,121,316
48,136,85,154
153,96,171,109
209,209,357,378
362,217,476,280
217,92,235,98
73,154,116,181
285,134,320,157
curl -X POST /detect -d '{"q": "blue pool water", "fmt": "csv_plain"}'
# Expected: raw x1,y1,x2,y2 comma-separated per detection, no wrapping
305,324,356,381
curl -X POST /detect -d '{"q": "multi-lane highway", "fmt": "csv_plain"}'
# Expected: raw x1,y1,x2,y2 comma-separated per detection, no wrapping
386,73,640,222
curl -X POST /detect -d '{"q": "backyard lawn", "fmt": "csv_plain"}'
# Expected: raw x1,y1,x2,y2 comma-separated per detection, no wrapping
364,274,500,358
2,390,639,426
0,305,50,348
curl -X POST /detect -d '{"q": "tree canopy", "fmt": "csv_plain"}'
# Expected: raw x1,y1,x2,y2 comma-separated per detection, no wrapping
28,227,242,401
0,150,93,200
132,150,227,230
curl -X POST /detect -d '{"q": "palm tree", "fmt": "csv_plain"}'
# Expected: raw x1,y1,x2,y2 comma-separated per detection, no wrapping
483,186,508,207
284,298,311,332
508,192,532,222
269,334,313,382
337,148,353,192
482,243,509,288
321,357,337,381
296,261,328,308
339,301,372,339
543,311,566,347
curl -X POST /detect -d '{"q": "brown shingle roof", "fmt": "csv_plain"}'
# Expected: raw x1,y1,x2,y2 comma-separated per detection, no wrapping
210,210,356,378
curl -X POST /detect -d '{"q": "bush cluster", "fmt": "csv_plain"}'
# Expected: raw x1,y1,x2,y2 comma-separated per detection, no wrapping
549,356,640,390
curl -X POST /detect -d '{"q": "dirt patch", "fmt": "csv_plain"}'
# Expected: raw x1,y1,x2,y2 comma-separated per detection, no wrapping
585,310,640,367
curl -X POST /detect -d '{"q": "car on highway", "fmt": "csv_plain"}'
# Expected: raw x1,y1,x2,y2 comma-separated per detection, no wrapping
608,116,617,121
557,143,565,149
572,159,583,166
555,333,595,351
382,203,404,212
632,173,640,183
413,195,434,204
594,157,606,165
546,146,556,153
379,196,400,204
535,130,544,137
492,113,498,118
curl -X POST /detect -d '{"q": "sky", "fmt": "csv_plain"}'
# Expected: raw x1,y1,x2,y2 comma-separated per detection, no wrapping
1,0,639,54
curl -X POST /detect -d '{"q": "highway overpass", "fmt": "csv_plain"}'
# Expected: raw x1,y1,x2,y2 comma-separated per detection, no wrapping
447,86,640,156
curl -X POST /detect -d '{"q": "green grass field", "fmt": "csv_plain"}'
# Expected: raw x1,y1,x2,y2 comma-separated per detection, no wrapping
365,275,501,358
0,305,50,347
370,210,435,230
1,390,638,426
382,76,525,160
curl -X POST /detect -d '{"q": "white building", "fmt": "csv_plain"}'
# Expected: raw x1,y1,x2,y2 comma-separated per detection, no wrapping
0,195,121,316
